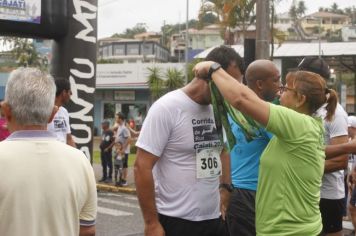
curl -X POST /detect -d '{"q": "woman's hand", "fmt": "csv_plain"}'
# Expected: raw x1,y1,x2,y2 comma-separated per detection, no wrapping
193,61,215,79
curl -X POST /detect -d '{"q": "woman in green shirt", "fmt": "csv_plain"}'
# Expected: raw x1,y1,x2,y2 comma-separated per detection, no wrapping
194,62,337,236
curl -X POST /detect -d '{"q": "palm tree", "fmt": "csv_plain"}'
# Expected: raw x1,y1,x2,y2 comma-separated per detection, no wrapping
2,37,42,68
296,1,306,18
198,0,256,44
164,68,185,92
146,67,164,101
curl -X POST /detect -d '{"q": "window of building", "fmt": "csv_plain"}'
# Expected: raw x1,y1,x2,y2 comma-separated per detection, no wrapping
127,44,139,55
102,46,109,57
141,43,153,55
114,44,125,55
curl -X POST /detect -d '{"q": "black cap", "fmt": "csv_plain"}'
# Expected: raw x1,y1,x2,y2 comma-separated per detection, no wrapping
297,56,330,79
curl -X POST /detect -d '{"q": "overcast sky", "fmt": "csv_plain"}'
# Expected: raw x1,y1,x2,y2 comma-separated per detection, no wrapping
98,0,355,38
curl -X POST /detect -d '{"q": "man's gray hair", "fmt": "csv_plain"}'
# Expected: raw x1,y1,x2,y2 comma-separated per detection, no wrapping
5,67,56,126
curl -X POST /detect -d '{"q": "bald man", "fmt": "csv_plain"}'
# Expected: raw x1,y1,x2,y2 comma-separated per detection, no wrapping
226,60,281,236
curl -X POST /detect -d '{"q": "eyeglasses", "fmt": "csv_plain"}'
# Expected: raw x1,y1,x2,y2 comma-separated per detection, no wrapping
279,86,296,94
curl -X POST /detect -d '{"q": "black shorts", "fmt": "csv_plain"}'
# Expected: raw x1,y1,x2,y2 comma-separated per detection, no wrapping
350,188,356,206
158,213,228,236
226,188,256,236
320,198,345,233
122,153,129,168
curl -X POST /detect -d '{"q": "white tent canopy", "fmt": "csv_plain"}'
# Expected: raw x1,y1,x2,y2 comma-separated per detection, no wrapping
194,42,356,59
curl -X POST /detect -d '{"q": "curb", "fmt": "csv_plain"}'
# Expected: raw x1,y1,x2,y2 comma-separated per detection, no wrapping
97,184,136,194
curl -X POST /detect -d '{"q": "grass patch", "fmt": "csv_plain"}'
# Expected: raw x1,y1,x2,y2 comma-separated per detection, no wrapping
93,150,136,167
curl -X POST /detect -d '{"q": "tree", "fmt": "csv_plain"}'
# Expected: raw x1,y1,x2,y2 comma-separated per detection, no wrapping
146,67,164,101
289,1,307,24
112,23,147,39
2,37,43,69
330,3,340,13
296,1,306,18
165,68,185,91
147,67,186,101
198,0,256,44
160,19,199,47
289,5,297,24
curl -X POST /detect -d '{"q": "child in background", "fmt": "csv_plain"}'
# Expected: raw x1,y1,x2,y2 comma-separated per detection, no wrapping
114,141,124,186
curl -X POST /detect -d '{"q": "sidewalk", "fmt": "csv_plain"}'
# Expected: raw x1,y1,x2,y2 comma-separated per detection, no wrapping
94,163,136,194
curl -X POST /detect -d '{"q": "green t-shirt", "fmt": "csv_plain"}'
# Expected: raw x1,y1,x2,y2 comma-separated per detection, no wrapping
256,104,325,236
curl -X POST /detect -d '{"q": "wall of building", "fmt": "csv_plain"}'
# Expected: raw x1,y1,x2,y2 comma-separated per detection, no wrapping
342,26,356,41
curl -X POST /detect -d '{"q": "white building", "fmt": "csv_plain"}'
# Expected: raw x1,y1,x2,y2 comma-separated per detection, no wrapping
342,25,356,42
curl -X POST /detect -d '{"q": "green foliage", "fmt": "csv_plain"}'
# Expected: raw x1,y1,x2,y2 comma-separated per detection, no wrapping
112,23,147,39
160,20,199,47
97,58,123,64
297,1,307,17
188,59,203,82
147,67,164,100
289,0,307,21
2,37,46,70
198,13,219,29
165,68,185,91
146,66,190,100
104,103,116,119
198,0,256,44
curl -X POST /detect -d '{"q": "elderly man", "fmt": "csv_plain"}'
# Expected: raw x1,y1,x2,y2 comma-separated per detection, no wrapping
0,68,97,236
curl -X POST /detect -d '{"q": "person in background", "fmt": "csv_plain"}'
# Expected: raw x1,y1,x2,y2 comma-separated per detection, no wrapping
349,116,356,140
0,67,97,236
113,141,124,186
99,119,115,183
224,59,280,236
0,100,10,141
194,61,337,235
348,116,356,234
115,112,131,186
298,57,349,236
47,78,76,147
135,111,143,130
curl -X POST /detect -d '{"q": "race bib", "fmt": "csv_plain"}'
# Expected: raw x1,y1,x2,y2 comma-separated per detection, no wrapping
196,148,222,179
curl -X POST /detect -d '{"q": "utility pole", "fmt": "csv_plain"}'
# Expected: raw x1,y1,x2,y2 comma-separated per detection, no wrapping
185,0,189,84
256,0,270,59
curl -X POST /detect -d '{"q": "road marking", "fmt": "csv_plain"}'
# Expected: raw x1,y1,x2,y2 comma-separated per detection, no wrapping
97,206,133,216
124,196,138,201
99,192,138,201
98,192,124,198
98,198,140,209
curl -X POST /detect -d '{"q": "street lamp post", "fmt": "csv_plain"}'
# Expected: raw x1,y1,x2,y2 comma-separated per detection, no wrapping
256,0,270,59
185,0,189,84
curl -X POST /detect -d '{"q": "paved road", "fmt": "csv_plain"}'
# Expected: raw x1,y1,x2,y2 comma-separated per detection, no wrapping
96,191,144,236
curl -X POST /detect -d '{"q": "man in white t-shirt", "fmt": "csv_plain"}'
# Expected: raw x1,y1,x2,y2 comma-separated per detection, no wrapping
0,68,97,236
134,69,231,236
115,112,131,186
299,57,349,236
47,78,76,147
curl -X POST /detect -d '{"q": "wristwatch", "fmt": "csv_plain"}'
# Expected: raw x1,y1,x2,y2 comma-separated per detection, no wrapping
207,62,221,80
219,183,234,193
